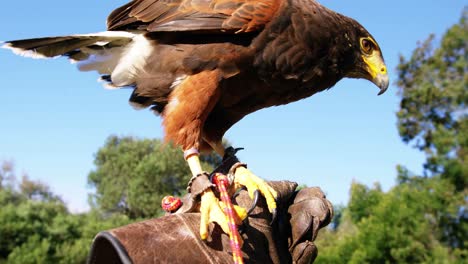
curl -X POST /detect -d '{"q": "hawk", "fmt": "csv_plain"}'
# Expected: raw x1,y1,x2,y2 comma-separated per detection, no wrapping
3,0,388,240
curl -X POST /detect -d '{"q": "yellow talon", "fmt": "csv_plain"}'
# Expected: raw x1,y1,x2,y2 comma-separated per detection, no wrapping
200,189,227,240
231,203,248,223
233,166,278,213
184,149,275,241
199,189,248,240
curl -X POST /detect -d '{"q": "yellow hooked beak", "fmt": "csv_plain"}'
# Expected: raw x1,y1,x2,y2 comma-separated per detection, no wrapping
362,51,389,95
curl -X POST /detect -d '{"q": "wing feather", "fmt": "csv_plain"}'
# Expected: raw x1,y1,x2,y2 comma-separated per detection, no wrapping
107,0,282,33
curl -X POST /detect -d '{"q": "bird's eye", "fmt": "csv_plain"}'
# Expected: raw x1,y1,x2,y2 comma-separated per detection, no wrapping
361,38,373,54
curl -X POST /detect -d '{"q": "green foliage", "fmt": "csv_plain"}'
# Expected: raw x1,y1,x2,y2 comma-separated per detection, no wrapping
0,135,222,263
347,182,382,223
88,135,215,219
0,161,16,190
0,198,66,259
314,210,359,263
317,179,464,263
396,9,467,188
50,211,131,264
0,163,132,263
6,235,53,264
396,9,467,253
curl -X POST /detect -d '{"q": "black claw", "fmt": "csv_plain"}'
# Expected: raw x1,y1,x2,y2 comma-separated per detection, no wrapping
210,146,244,177
238,222,247,235
247,190,260,216
223,147,244,161
270,208,277,225
232,186,246,199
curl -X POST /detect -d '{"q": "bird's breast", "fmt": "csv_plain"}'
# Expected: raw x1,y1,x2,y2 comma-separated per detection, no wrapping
218,71,325,114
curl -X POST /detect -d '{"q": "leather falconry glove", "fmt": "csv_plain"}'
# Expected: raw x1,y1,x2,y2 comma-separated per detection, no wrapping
87,180,333,264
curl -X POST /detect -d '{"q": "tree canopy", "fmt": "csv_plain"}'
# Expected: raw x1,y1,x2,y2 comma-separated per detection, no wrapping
396,9,467,189
0,136,223,262
0,162,132,263
87,136,217,219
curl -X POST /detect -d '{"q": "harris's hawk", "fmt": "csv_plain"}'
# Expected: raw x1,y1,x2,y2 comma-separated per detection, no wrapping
3,0,388,240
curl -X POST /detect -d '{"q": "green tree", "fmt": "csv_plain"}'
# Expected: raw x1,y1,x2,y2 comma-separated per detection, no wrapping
0,161,16,190
88,135,216,219
396,9,467,189
0,162,132,263
347,182,382,224
0,135,227,263
396,9,467,253
317,180,460,263
19,175,61,202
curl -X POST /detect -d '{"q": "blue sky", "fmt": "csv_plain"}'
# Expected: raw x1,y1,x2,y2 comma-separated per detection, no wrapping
0,1,465,212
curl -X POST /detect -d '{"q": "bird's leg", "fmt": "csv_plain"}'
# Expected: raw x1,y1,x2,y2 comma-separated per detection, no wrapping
185,148,203,176
184,148,246,240
207,143,278,220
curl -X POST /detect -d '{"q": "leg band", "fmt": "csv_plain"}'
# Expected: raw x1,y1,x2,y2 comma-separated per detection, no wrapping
184,148,200,160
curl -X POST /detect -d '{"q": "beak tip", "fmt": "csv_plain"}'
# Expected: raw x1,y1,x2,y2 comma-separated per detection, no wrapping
377,87,387,96
373,74,389,96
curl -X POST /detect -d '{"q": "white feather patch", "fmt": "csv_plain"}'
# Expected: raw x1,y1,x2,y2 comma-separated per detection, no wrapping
77,46,125,75
165,97,180,115
77,31,136,38
111,34,154,87
170,75,188,90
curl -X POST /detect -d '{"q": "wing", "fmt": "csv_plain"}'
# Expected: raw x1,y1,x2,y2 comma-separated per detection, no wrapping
107,0,282,33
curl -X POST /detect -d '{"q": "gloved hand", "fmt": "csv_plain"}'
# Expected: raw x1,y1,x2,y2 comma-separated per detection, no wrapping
87,181,333,264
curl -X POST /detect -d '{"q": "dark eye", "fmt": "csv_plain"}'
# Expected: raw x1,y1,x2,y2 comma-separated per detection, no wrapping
361,38,373,54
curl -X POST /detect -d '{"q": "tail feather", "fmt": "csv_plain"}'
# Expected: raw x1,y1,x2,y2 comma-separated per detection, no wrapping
2,31,150,88
3,31,134,58
4,37,98,58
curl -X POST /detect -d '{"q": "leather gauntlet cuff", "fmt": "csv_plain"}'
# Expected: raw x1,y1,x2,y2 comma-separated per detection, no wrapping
187,172,214,198
170,173,214,215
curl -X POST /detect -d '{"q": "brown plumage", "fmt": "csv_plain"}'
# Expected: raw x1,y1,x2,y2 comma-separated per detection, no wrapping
3,0,389,153
107,0,281,33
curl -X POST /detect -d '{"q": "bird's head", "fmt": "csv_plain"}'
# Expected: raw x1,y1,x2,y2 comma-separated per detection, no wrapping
342,24,389,95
